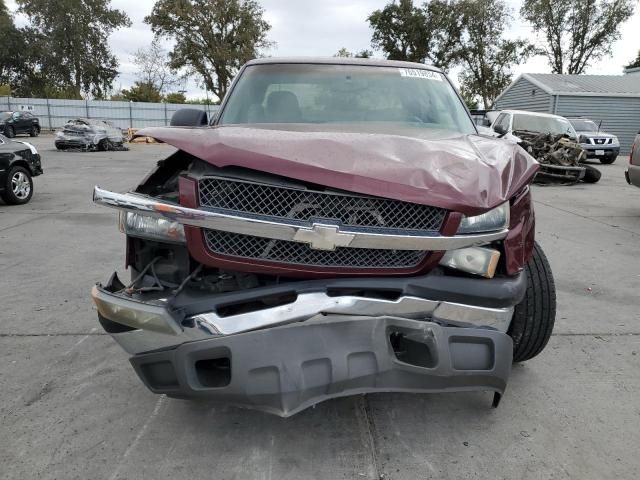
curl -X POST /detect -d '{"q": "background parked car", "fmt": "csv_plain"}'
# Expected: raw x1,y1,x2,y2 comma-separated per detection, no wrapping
0,111,41,138
626,131,640,188
0,134,43,205
490,110,579,140
55,118,125,151
567,118,620,164
490,110,601,185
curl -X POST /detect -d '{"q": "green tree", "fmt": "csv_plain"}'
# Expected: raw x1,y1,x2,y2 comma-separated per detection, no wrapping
521,0,635,74
334,47,353,58
185,97,217,105
120,82,163,103
454,0,534,109
368,0,459,69
333,48,373,58
0,0,20,86
165,92,187,104
146,0,272,102
16,0,131,97
626,50,640,69
133,39,183,95
459,87,479,110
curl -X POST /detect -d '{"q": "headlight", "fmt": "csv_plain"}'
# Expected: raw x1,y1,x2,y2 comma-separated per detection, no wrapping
119,211,186,243
579,135,590,144
55,131,63,137
458,203,509,234
17,141,38,155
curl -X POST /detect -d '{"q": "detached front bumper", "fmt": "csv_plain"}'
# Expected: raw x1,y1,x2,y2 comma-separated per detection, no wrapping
92,270,522,415
131,316,512,417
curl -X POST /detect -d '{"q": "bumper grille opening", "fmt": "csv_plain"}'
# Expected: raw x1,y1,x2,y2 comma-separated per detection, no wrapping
326,288,402,301
195,357,231,388
389,330,438,368
216,292,298,318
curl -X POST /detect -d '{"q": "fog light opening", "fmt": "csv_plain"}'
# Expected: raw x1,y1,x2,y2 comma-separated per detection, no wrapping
389,331,437,368
195,357,231,388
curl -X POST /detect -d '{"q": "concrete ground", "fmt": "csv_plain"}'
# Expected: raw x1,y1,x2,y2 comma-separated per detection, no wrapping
1,135,639,480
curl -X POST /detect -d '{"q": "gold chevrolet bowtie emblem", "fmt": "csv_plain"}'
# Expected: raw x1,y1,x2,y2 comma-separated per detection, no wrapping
293,223,355,251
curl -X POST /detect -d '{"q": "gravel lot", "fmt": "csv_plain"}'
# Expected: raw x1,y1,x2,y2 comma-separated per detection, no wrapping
1,135,639,479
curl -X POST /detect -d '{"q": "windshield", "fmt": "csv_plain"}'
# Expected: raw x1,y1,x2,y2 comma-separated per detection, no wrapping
513,114,574,136
219,64,475,134
569,119,598,132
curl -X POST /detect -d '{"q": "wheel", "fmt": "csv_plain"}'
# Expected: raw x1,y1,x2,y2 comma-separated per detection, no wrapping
582,164,602,183
508,242,556,362
29,125,40,137
1,166,33,205
5,125,15,138
97,139,113,151
599,156,616,164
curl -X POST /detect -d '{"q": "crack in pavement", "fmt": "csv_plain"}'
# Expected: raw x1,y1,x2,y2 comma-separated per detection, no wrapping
355,395,382,479
0,214,50,233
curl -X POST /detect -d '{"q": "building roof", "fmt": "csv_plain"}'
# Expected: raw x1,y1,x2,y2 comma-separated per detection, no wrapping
497,73,640,101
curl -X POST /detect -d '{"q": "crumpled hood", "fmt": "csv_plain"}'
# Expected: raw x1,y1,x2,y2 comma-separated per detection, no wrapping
137,124,539,216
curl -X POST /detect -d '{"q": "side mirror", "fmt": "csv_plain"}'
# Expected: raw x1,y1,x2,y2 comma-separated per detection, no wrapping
170,108,208,127
493,124,507,136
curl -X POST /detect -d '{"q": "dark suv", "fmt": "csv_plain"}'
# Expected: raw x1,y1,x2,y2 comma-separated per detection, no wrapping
91,58,556,416
0,111,41,138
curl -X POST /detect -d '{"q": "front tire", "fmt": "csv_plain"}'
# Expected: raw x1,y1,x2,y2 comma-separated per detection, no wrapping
1,166,33,205
582,164,602,183
97,139,113,151
508,242,556,362
5,125,15,138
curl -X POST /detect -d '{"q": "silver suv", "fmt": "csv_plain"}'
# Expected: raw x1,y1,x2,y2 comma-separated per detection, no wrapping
567,118,620,164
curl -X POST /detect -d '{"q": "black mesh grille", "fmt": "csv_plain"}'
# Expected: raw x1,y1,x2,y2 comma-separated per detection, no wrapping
204,229,427,269
198,177,446,232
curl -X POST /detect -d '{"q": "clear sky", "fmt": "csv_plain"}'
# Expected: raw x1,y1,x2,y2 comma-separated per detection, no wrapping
7,0,640,99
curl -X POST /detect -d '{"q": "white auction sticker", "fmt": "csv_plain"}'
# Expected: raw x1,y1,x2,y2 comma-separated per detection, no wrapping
398,68,443,81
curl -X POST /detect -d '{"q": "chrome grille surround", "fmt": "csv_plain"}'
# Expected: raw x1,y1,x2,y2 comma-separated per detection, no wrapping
203,228,428,268
198,176,446,232
93,187,510,254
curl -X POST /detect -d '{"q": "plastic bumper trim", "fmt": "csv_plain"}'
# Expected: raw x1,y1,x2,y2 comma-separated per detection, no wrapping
129,316,513,417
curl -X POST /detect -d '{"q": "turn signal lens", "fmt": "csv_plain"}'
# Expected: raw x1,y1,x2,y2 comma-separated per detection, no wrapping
440,247,500,278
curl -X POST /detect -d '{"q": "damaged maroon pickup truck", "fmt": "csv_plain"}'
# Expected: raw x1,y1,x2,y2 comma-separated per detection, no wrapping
91,58,555,416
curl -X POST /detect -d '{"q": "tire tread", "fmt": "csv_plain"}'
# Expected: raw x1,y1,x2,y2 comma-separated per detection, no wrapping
509,242,556,362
